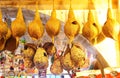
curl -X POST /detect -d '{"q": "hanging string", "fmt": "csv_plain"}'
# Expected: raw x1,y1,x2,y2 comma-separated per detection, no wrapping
88,0,95,10
70,0,72,9
53,0,55,10
18,0,22,8
36,1,39,10
108,0,112,8
35,1,40,19
88,0,90,10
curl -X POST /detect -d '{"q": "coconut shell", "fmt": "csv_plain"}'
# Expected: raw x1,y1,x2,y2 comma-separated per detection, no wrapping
43,42,56,56
50,58,63,75
70,43,85,66
24,43,37,52
23,47,36,59
33,48,48,70
73,57,85,68
82,10,99,42
64,7,80,43
61,44,74,71
102,18,120,40
0,9,9,50
46,9,60,43
102,8,120,40
28,9,44,40
4,35,18,53
64,20,80,43
11,7,26,39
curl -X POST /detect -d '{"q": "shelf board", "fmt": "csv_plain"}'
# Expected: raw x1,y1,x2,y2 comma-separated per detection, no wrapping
0,0,118,10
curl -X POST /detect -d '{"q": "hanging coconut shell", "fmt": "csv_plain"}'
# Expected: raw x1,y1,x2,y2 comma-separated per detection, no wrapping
11,7,26,46
4,35,18,53
50,58,63,75
70,43,85,67
0,28,11,50
64,7,80,44
28,7,44,41
33,48,48,70
102,7,120,40
23,43,37,59
61,44,74,71
43,42,56,56
46,9,60,43
82,10,100,43
73,57,85,68
0,9,8,50
2,28,12,51
4,28,18,54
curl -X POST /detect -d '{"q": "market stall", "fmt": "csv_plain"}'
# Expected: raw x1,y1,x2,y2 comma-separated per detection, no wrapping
0,0,120,78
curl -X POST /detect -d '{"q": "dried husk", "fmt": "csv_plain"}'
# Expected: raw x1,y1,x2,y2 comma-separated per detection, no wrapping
64,7,80,43
11,7,26,46
33,48,48,70
61,44,74,71
102,8,120,40
46,9,60,43
0,9,8,50
50,58,63,75
82,10,100,42
4,35,18,53
43,42,56,56
70,43,85,67
23,48,35,58
73,57,85,68
28,8,44,40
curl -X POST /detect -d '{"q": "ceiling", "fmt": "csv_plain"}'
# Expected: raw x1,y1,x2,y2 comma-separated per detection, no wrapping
0,0,118,10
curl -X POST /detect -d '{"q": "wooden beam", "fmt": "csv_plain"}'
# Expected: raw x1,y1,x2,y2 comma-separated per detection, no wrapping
0,0,118,10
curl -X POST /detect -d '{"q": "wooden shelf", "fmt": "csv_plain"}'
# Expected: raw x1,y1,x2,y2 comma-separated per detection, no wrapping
0,0,118,10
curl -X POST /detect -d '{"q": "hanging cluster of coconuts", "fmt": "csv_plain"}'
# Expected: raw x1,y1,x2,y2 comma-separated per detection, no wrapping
0,0,119,75
0,6,26,52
